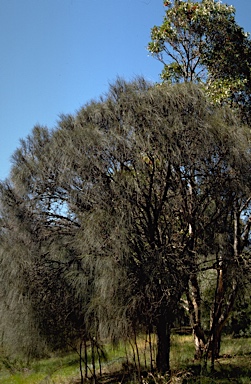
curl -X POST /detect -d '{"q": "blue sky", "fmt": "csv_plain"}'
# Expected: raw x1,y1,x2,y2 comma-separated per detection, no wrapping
0,0,251,180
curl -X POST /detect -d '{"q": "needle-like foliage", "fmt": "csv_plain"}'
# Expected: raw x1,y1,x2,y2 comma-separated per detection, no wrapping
0,79,251,374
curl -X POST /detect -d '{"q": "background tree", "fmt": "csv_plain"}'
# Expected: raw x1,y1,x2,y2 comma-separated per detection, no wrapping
148,0,251,123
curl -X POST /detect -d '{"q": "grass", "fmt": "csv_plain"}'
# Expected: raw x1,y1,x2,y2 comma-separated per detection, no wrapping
170,335,251,384
0,335,251,383
0,352,80,384
170,334,195,369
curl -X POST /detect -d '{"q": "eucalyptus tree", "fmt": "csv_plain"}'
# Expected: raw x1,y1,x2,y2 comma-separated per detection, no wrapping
148,0,251,123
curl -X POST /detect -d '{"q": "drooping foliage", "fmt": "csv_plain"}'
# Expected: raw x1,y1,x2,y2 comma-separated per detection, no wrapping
0,79,251,374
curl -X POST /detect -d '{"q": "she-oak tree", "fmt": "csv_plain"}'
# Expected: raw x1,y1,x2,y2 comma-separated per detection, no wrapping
0,79,251,374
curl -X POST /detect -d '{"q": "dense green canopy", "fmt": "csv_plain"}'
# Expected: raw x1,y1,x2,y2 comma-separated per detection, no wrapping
148,0,251,123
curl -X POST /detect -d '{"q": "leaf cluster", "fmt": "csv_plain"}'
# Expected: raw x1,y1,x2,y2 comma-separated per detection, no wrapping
148,0,251,122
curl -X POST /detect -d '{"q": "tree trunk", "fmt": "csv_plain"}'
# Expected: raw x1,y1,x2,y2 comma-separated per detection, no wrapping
186,275,206,359
91,337,96,383
193,325,206,359
148,328,154,373
210,325,222,371
156,314,171,374
79,340,84,384
84,338,88,379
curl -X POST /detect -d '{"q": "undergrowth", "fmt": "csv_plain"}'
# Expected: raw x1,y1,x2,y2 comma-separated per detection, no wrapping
0,335,250,383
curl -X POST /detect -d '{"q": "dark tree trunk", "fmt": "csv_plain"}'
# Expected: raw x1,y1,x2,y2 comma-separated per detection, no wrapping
203,323,222,372
210,326,222,371
91,338,96,383
156,313,171,374
193,325,206,359
148,328,154,373
84,338,88,379
79,340,84,384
